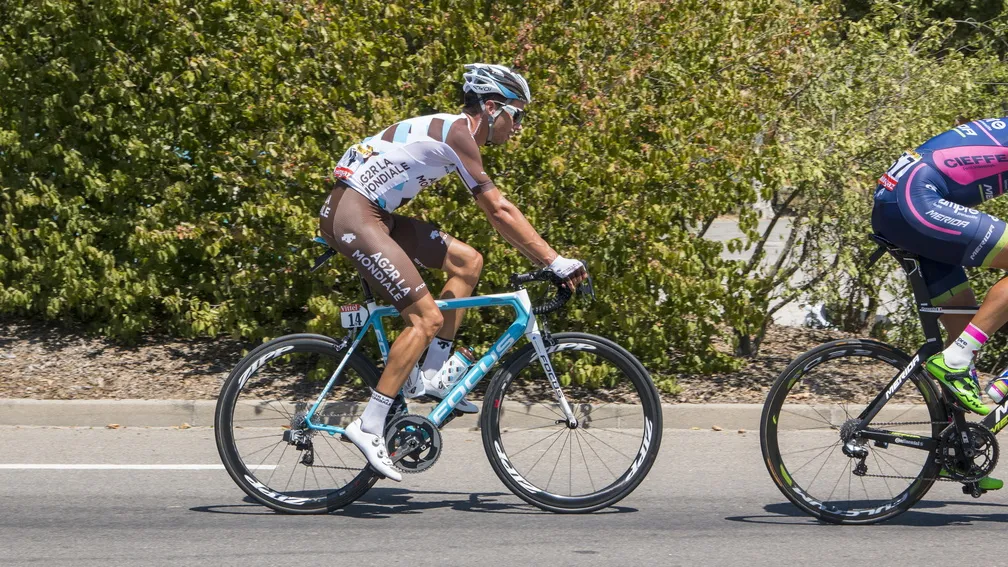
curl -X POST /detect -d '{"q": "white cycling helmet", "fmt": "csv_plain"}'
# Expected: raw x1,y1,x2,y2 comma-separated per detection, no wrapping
462,63,531,103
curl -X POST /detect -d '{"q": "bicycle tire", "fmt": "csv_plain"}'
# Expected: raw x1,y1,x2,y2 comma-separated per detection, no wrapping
760,338,945,524
215,334,382,514
480,332,662,513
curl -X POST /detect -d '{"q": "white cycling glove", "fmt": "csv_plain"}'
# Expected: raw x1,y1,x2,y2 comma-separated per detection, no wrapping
547,256,584,278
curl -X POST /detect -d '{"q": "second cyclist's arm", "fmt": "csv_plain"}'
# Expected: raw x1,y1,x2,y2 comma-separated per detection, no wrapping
475,188,558,267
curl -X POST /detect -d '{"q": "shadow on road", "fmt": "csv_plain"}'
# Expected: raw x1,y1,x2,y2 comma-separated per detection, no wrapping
191,489,638,517
726,499,1008,526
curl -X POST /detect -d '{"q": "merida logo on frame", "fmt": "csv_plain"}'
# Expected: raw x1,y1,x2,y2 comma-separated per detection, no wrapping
885,354,920,401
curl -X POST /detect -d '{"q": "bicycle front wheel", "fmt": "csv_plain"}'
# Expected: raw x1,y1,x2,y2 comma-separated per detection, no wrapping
215,334,382,514
481,332,662,513
760,339,945,524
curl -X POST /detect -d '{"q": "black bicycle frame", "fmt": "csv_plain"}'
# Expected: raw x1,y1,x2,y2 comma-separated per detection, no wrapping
852,235,1008,450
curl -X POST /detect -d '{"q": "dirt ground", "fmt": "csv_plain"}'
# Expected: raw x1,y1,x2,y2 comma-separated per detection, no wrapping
0,318,865,403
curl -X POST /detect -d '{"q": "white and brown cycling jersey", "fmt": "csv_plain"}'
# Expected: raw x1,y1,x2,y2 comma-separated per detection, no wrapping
332,113,494,212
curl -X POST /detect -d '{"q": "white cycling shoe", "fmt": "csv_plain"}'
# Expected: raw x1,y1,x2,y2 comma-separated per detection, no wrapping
343,418,402,482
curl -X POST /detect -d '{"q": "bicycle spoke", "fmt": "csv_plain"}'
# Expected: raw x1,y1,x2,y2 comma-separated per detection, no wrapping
578,427,635,462
786,440,841,477
576,429,619,480
870,450,895,498
504,429,566,460
805,442,841,492
779,407,834,428
780,442,845,457
545,432,571,493
573,430,596,493
826,457,850,504
526,428,572,476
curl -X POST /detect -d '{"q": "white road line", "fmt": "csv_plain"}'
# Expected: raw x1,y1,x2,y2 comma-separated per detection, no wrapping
0,464,277,470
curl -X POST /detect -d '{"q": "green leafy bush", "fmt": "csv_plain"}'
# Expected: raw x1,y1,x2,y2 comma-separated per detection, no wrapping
1,0,1005,392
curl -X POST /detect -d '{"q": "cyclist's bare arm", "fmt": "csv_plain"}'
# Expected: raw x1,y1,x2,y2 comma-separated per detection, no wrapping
446,120,587,289
475,188,558,267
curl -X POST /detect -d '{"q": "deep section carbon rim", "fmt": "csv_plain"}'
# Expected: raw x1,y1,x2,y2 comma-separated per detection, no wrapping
481,333,662,512
760,339,943,524
215,335,381,514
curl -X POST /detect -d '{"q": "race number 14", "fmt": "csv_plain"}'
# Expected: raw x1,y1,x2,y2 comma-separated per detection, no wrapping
340,304,367,328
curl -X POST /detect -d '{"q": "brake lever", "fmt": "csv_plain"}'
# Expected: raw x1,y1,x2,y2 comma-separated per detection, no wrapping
577,274,596,302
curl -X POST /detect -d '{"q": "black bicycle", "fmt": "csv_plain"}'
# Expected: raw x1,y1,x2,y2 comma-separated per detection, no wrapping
761,233,1005,524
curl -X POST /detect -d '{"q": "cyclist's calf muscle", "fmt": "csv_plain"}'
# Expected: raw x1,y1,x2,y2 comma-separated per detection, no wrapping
939,288,978,343
374,297,444,398
969,245,1008,336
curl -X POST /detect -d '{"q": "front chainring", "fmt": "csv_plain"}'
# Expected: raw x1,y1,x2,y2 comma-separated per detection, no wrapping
384,414,442,474
939,422,999,483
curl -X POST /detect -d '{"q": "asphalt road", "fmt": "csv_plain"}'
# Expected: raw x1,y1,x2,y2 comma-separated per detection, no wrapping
2,426,1005,567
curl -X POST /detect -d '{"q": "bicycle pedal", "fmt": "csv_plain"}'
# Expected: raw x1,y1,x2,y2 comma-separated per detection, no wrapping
963,483,986,498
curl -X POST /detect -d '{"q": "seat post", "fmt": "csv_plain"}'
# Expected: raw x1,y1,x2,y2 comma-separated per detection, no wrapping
870,234,946,348
891,254,945,345
358,274,375,304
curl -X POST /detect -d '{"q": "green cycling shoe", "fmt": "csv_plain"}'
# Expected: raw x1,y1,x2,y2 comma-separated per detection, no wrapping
939,469,1004,491
925,353,990,416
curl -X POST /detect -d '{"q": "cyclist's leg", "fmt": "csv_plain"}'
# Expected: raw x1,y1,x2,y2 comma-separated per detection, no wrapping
966,247,1008,333
874,167,973,343
319,186,444,479
876,164,994,412
320,186,445,394
389,216,483,341
377,296,443,397
924,265,975,343
389,216,482,409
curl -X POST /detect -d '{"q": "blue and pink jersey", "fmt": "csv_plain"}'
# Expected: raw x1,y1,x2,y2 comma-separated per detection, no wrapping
872,118,1008,304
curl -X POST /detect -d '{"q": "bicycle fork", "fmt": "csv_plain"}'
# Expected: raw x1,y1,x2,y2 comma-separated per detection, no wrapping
526,321,579,428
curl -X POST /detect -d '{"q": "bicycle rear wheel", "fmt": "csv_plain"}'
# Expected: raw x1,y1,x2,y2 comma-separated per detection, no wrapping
760,339,944,524
215,334,382,514
481,332,662,513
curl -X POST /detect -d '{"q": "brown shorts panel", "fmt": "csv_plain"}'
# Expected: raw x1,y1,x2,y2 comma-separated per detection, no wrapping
319,185,432,310
389,213,454,271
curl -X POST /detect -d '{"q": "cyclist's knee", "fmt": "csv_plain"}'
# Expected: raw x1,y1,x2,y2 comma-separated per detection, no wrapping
450,242,483,282
411,304,444,340
467,248,484,280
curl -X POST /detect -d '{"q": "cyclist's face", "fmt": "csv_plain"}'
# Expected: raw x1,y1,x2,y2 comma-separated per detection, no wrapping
488,100,526,144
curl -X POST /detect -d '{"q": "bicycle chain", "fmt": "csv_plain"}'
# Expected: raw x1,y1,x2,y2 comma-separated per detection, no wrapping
849,420,982,482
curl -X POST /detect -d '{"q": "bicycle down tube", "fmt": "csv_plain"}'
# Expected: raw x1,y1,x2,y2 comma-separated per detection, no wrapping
302,287,578,434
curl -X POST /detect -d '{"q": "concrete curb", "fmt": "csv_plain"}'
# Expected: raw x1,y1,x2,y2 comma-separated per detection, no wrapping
0,399,773,429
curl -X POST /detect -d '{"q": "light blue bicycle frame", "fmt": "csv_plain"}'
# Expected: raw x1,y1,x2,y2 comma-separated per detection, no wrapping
301,288,579,435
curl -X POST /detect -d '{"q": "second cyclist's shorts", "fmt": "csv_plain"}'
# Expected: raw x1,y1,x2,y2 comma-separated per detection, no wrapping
318,183,454,311
872,161,1008,304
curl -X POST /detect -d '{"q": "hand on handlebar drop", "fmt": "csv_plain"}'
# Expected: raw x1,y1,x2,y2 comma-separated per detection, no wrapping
547,255,588,292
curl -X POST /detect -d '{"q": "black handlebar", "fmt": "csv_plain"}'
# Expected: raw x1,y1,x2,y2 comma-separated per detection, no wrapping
509,268,593,315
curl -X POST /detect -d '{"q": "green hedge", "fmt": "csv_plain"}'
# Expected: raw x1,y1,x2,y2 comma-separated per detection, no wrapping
2,0,1005,391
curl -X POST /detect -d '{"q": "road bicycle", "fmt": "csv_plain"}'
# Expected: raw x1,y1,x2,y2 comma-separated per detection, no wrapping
760,233,1008,524
215,239,662,514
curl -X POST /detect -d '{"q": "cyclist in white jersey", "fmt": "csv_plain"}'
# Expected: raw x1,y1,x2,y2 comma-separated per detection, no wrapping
319,64,588,481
